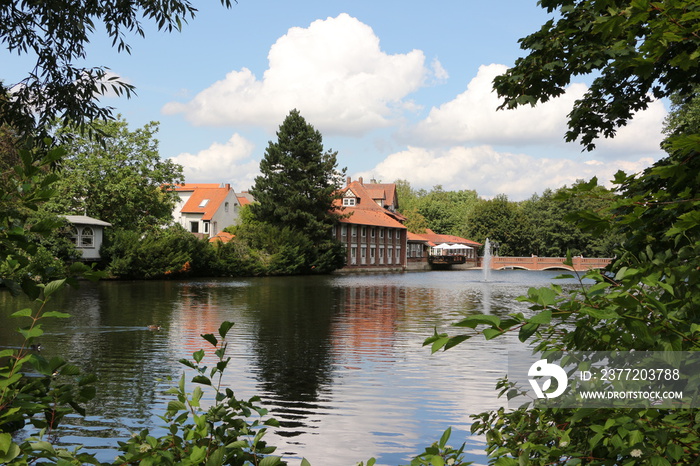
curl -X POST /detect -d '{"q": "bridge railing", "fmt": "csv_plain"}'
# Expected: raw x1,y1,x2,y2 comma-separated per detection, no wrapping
479,256,612,271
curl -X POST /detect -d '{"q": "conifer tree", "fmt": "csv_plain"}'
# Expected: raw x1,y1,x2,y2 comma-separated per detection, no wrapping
250,109,346,245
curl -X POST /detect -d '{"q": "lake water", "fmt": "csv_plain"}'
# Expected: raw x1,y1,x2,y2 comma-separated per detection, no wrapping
0,269,581,465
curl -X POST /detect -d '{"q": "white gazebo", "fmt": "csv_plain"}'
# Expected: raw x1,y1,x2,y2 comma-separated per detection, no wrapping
63,215,112,261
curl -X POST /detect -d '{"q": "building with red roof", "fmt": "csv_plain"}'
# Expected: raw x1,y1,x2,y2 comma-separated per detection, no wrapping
172,183,242,238
334,177,408,271
333,178,481,271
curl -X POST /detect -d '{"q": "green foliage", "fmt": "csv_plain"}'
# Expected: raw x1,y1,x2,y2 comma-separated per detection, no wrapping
493,0,700,150
463,194,533,256
0,0,233,139
233,216,345,275
427,151,700,463
0,278,99,465
407,427,472,466
247,110,347,273
44,117,184,231
395,181,479,237
114,321,285,466
250,109,346,244
521,182,620,257
105,225,213,279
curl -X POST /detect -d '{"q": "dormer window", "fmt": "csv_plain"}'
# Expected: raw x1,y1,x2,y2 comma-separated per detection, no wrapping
343,189,357,206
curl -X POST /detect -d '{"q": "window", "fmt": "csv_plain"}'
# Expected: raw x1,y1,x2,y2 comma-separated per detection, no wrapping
199,199,209,208
70,227,79,246
396,230,401,239
80,227,94,248
361,226,367,237
343,198,356,206
370,228,376,238
379,229,384,238
190,221,199,233
341,225,347,237
203,221,210,234
351,225,357,237
225,202,229,212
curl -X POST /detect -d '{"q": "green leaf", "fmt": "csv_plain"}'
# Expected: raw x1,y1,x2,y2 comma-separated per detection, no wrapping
438,427,451,448
258,456,282,466
43,278,67,298
431,336,450,354
206,447,226,466
453,314,501,328
18,326,43,340
192,375,212,386
483,328,503,340
218,321,234,339
10,308,33,318
649,456,672,466
42,311,71,318
519,322,539,342
300,459,312,466
528,309,552,324
201,333,217,347
193,349,205,363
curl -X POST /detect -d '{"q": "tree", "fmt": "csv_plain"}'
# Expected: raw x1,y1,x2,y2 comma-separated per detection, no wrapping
43,117,183,231
250,110,346,241
1,0,233,140
493,0,700,150
463,194,533,256
427,2,700,463
521,182,620,257
248,110,347,273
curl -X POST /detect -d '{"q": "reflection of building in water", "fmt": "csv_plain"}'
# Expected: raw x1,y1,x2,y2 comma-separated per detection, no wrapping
169,284,226,357
331,285,404,363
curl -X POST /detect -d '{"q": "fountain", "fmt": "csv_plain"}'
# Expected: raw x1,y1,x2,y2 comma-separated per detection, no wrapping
482,238,492,282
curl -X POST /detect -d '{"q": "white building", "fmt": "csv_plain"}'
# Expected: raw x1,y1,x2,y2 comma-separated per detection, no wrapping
172,183,241,238
63,215,112,261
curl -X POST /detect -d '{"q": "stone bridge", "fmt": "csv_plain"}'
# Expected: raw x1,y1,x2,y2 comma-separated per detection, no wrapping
478,256,612,272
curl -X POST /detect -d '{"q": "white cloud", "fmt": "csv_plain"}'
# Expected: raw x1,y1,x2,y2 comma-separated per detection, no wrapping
410,64,666,159
163,14,437,135
169,133,259,189
356,145,656,200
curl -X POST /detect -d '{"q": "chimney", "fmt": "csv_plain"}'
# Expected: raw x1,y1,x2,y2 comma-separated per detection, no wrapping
358,176,363,185
346,176,351,186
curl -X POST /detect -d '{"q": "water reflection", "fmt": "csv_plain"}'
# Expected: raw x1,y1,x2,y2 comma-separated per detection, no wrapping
0,270,579,465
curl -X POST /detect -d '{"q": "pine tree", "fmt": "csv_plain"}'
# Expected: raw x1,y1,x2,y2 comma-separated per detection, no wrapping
247,110,347,273
250,109,346,244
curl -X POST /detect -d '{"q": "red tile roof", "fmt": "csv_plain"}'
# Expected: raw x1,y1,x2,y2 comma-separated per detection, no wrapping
175,184,233,221
418,229,481,247
209,231,234,243
335,180,406,229
338,209,406,229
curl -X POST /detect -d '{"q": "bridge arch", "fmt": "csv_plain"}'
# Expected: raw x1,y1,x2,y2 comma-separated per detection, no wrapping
481,256,612,272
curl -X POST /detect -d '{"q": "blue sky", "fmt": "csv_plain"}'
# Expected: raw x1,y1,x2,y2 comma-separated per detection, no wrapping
5,0,667,200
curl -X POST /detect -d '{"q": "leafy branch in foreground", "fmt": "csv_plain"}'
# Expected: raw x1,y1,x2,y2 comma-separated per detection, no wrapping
113,321,285,466
0,277,100,465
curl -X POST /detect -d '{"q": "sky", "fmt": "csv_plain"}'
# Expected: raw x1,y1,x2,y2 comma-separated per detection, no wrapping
4,0,668,201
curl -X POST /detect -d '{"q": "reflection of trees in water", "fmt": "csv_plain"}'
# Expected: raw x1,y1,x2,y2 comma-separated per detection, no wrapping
244,277,340,436
5,282,183,450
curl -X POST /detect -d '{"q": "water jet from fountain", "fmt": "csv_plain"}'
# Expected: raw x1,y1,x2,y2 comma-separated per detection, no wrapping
483,238,492,282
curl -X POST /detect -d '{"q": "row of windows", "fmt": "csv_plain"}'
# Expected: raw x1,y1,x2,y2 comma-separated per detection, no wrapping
339,225,401,239
348,245,402,266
